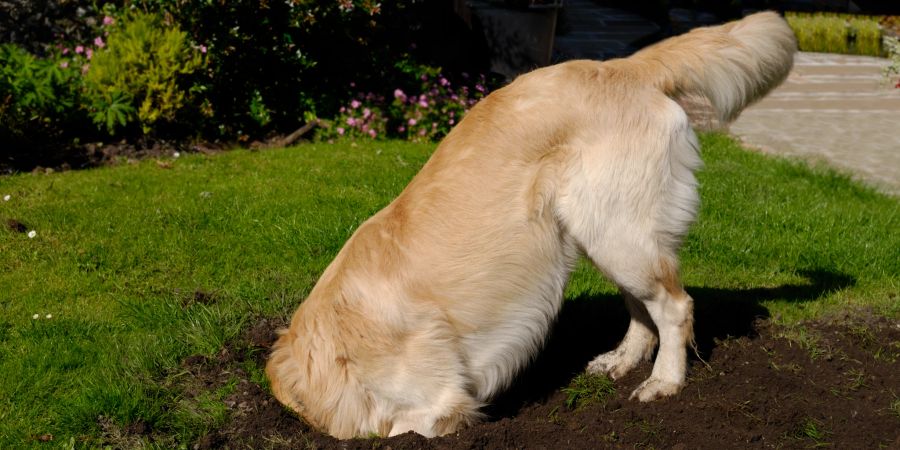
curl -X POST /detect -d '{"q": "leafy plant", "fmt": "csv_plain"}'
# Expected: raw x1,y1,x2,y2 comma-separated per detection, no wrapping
322,93,389,140
248,89,272,127
88,90,136,135
884,36,900,88
82,12,203,135
318,66,494,142
0,44,84,143
389,69,490,142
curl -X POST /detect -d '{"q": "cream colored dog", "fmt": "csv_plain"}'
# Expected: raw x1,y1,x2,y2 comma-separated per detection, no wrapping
267,12,796,439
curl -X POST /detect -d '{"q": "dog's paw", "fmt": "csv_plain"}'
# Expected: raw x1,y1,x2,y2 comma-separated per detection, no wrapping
586,351,635,380
629,377,683,402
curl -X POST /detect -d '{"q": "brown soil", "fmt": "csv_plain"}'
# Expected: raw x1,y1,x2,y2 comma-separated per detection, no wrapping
1,131,307,175
171,277,900,450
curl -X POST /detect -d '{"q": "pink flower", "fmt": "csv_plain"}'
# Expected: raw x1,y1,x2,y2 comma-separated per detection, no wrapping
439,77,449,86
340,106,346,113
418,128,427,136
59,61,68,68
103,15,115,26
398,126,406,132
62,48,70,55
86,48,93,60
368,129,376,138
449,119,455,125
346,117,356,126
418,99,428,108
350,99,361,109
475,84,485,93
362,108,371,119
75,46,84,54
337,127,345,135
393,88,406,102
408,118,417,126
199,45,207,54
94,36,105,48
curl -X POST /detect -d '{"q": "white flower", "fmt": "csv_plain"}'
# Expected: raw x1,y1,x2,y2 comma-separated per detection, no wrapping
45,314,52,319
32,314,39,320
2,195,9,201
27,230,36,239
173,152,181,158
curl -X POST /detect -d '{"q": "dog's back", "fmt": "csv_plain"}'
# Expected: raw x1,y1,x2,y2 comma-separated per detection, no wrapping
267,12,796,439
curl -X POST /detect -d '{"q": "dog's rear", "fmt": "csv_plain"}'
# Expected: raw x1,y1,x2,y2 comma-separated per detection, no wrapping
267,12,796,439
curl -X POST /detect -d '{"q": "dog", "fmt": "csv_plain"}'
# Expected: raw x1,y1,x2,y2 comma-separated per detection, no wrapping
266,11,796,438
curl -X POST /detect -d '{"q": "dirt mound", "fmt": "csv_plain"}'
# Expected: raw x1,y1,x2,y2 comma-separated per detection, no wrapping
188,306,899,449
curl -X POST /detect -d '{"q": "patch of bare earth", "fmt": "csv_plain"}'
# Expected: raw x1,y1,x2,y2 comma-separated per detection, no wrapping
186,301,899,449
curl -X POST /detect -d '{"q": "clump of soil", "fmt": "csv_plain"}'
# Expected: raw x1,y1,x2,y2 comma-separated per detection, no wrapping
189,306,899,449
6,219,28,233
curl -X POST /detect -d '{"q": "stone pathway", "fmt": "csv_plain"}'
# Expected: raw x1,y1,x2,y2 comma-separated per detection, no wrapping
550,2,899,196
730,52,900,196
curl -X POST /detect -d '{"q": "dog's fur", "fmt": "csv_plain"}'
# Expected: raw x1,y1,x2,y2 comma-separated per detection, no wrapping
266,12,796,438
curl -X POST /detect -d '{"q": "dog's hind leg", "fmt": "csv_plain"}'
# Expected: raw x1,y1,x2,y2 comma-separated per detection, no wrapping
580,239,694,400
626,258,695,401
587,293,657,379
558,100,700,400
582,238,694,401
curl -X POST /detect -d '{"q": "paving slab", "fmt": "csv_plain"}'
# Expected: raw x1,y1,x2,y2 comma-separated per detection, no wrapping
730,52,900,196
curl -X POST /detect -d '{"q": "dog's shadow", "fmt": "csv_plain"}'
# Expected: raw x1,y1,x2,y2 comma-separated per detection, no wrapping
485,268,855,418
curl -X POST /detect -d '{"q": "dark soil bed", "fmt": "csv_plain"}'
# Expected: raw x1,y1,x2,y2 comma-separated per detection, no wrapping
183,302,899,449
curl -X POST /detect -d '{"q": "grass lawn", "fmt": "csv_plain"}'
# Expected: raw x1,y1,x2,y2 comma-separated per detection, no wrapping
1,134,898,447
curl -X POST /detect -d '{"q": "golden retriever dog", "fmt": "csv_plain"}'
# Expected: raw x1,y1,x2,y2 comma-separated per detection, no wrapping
266,11,796,438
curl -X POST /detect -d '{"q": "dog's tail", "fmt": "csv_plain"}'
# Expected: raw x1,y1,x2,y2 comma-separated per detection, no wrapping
630,11,796,122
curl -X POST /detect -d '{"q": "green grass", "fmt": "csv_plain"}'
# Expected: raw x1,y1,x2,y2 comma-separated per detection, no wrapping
793,417,831,447
1,134,898,447
562,373,615,409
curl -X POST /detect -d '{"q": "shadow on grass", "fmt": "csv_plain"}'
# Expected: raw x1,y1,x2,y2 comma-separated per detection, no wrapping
486,269,855,419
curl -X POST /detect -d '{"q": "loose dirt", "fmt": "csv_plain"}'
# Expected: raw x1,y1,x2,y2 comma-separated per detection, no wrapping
174,295,900,450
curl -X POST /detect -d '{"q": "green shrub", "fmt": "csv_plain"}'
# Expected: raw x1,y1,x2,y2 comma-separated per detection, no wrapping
82,12,203,135
0,0,106,55
849,18,882,56
0,44,85,145
787,13,850,54
132,1,491,139
786,12,883,56
316,65,494,142
884,36,900,87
